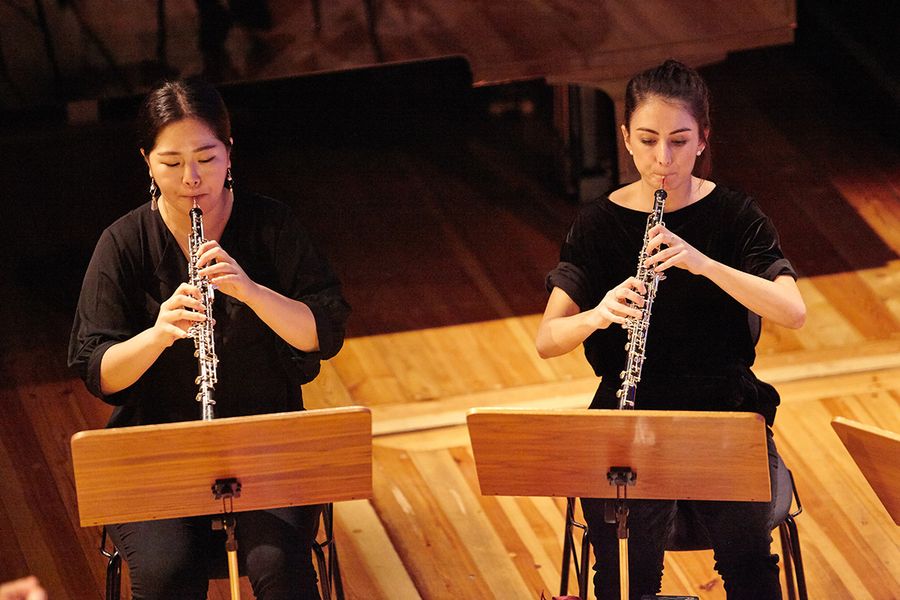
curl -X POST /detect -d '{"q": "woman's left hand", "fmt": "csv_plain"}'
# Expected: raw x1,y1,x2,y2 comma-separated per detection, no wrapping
196,240,258,304
644,224,711,276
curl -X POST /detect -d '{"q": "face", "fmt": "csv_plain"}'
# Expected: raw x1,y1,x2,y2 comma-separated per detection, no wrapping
622,95,707,192
143,117,231,214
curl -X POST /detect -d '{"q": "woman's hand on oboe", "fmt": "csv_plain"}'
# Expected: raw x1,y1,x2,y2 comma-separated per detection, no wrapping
592,277,646,328
153,283,205,347
644,224,711,275
100,283,206,395
196,240,256,303
195,240,321,351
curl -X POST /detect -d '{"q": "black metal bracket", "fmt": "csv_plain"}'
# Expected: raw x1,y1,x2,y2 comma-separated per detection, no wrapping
607,467,636,539
211,477,242,500
606,466,637,487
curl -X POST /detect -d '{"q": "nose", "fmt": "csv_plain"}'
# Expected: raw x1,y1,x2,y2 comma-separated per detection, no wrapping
183,162,201,187
656,143,673,166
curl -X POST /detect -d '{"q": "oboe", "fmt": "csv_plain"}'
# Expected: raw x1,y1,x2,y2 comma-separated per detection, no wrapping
187,201,218,421
616,187,667,410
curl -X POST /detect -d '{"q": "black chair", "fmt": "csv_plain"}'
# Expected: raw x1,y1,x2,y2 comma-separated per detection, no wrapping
101,503,344,600
666,453,808,600
560,454,808,600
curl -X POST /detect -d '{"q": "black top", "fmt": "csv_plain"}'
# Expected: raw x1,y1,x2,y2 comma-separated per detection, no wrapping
546,185,796,424
68,192,350,428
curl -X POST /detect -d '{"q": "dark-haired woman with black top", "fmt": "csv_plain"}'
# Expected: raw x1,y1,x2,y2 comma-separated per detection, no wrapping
536,60,806,599
69,78,349,600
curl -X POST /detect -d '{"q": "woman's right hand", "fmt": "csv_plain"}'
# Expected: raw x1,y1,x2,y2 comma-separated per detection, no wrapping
152,283,207,347
99,283,208,395
536,278,648,359
590,277,647,329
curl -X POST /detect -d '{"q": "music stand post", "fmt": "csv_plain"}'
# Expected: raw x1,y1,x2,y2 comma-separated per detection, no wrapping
71,407,373,600
467,408,772,600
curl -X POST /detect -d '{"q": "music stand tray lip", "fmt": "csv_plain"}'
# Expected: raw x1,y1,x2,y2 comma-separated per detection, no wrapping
466,407,771,502
71,406,373,526
831,416,900,441
466,407,767,421
70,405,371,442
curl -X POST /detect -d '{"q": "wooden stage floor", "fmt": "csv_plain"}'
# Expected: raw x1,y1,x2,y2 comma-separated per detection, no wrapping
1,45,898,598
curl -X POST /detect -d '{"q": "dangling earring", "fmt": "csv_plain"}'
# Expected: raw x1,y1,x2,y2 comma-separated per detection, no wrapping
224,167,234,190
149,177,160,211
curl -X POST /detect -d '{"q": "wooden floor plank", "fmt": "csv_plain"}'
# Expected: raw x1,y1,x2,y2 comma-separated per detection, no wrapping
332,499,422,599
371,445,496,598
409,449,536,598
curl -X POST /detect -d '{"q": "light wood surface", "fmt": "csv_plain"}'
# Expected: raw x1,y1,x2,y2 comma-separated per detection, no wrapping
71,408,373,526
832,417,900,525
467,409,770,501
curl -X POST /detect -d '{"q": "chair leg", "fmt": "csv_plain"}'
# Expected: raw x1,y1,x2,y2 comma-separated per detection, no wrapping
100,527,122,600
331,541,345,600
559,498,590,598
313,543,330,600
578,518,590,600
779,523,796,600
106,552,121,600
314,504,344,600
785,516,808,600
559,499,575,596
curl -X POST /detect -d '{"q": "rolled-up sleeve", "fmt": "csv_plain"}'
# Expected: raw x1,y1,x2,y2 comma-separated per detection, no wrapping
735,198,797,282
545,205,606,311
274,210,350,363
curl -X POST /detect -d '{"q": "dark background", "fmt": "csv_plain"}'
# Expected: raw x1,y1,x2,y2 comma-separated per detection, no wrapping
0,0,897,341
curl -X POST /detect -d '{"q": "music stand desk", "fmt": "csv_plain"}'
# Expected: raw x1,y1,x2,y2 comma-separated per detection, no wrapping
467,408,771,502
71,406,373,527
832,417,900,525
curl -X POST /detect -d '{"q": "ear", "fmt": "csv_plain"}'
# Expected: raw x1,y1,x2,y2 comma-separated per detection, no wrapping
699,127,710,153
620,124,632,155
227,137,234,167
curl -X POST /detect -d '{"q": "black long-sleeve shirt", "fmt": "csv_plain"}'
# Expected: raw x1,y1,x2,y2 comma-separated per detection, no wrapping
69,192,350,428
546,185,796,424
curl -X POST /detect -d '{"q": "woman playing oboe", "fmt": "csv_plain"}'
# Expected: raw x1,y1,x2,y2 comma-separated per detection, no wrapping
69,77,349,600
535,60,806,600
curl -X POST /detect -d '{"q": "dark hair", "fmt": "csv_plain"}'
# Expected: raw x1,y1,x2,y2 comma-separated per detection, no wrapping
137,77,232,152
624,59,711,176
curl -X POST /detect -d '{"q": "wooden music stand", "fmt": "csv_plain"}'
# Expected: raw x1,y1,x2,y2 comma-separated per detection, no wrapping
831,417,900,525
71,407,373,599
467,408,771,600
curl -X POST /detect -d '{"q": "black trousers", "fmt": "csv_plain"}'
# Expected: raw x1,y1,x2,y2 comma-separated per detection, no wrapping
581,433,783,600
108,505,323,600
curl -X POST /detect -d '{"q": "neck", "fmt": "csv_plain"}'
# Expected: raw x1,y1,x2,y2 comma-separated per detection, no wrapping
641,176,701,211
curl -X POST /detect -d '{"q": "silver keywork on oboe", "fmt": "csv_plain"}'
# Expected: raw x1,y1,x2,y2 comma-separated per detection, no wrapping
187,201,218,421
616,187,667,410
